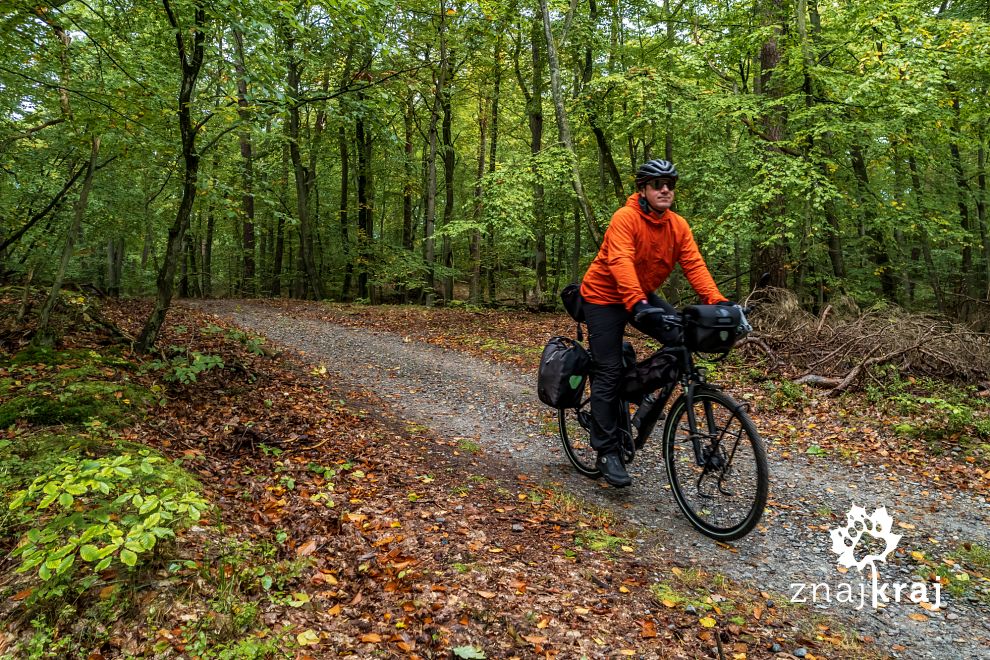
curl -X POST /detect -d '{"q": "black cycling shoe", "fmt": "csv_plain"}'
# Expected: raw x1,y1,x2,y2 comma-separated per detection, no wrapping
597,452,632,488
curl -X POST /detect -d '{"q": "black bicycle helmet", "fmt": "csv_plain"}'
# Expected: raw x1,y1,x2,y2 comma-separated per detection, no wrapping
635,159,679,186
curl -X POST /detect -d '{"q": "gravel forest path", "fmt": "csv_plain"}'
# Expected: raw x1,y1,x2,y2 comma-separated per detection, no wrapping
196,300,990,660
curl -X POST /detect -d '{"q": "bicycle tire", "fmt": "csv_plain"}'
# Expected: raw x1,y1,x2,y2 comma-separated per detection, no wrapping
559,400,601,477
662,387,768,541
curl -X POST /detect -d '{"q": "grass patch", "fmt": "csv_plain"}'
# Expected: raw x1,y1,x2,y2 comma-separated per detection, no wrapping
457,439,481,454
575,529,626,552
958,541,990,569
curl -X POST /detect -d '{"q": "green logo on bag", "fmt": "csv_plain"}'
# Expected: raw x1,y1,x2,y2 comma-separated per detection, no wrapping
569,375,583,389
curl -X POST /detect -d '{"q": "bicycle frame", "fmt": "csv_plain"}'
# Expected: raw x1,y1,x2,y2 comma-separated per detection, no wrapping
633,344,721,467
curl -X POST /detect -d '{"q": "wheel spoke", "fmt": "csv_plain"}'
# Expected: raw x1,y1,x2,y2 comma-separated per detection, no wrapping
664,390,767,541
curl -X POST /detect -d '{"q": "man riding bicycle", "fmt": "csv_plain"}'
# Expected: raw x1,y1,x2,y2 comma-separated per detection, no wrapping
580,159,730,488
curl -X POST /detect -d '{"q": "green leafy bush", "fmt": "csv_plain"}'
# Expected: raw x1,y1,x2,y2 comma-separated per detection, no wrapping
7,449,208,596
149,351,225,384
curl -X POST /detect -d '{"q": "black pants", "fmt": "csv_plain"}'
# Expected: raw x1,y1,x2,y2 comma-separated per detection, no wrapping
584,302,630,454
584,295,672,454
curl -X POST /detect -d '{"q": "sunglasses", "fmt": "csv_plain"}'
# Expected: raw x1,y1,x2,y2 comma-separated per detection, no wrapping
646,178,676,191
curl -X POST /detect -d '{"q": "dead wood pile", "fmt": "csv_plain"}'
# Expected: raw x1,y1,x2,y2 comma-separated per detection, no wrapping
738,289,990,395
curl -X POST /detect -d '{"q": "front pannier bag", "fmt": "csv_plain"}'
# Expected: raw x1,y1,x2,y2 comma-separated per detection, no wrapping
538,336,592,409
683,304,743,353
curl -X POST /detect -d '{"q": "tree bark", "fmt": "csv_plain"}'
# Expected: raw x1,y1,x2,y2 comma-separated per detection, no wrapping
441,63,455,303
470,96,487,304
233,27,256,296
138,0,207,352
36,136,101,344
850,144,897,299
283,24,324,300
907,149,945,313
540,0,601,246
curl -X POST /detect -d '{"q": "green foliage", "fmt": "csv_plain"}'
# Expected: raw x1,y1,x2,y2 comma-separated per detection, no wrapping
203,324,267,356
761,379,807,406
149,351,226,384
574,529,626,552
7,448,208,595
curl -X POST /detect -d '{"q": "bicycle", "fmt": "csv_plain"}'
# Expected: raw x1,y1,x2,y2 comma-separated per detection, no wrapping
557,305,768,541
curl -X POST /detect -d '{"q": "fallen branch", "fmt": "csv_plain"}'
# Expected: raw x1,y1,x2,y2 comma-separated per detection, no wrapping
793,374,841,388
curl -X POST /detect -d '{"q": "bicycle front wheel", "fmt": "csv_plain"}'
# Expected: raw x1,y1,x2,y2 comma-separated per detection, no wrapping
559,400,601,478
663,388,768,541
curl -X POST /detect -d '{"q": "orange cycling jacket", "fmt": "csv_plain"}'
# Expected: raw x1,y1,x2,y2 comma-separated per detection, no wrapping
580,194,726,311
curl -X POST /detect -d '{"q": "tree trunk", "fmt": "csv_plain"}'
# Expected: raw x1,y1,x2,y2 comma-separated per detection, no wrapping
907,150,945,313
283,24,324,300
571,204,581,283
583,0,624,206
486,35,502,306
751,0,789,290
949,93,976,298
233,27,256,296
357,92,374,300
424,9,449,307
978,123,989,298
540,0,601,246
403,91,415,254
470,96,487,304
805,0,845,281
517,16,547,304
850,144,897,299
138,0,207,352
339,126,353,300
36,136,101,345
441,64,455,303
204,204,215,297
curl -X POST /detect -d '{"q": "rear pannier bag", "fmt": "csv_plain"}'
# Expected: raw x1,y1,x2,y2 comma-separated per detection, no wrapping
683,304,742,353
538,336,592,409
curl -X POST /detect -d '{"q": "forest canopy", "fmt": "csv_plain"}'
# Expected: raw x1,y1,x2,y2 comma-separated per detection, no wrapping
2,0,989,346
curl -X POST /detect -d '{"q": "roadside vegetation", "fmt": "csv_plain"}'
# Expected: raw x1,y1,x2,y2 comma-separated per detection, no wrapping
0,288,894,658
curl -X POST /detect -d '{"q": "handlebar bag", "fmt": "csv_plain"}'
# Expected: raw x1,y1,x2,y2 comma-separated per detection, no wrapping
538,336,592,409
683,304,742,353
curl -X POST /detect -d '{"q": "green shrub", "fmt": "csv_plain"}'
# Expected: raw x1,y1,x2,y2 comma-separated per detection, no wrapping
6,447,208,603
148,351,225,384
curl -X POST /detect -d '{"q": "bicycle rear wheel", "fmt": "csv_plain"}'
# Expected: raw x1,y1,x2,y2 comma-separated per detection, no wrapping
662,387,768,541
558,400,601,478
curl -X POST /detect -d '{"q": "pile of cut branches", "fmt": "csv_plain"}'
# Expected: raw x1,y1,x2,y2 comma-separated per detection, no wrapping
741,289,990,395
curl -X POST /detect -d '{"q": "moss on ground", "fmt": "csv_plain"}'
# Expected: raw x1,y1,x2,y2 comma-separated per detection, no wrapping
0,346,153,429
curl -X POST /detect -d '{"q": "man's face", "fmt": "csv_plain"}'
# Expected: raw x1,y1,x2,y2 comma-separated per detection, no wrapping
641,178,675,212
